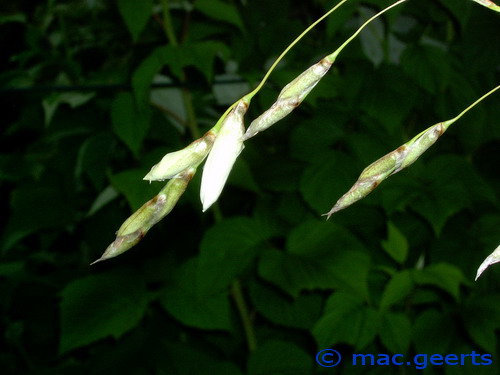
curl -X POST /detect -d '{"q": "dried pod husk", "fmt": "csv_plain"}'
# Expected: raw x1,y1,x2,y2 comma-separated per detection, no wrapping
200,100,248,212
245,58,332,139
144,131,215,181
92,168,195,264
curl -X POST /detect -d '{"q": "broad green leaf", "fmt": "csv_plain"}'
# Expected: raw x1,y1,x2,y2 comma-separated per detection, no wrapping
75,133,113,189
117,0,153,41
312,292,378,350
43,92,95,126
160,258,231,331
249,281,323,330
406,153,497,235
247,340,312,375
401,44,451,93
379,270,413,310
289,111,345,162
195,0,245,31
110,169,160,211
413,310,457,353
59,270,148,353
300,152,359,215
2,185,75,251
227,158,260,193
111,92,151,156
379,312,411,353
87,186,119,217
197,216,277,294
358,7,385,67
358,66,417,134
412,263,467,300
460,294,500,352
132,48,167,106
381,222,409,264
259,220,370,299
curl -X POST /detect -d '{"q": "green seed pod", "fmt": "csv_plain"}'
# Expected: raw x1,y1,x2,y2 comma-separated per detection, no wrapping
144,131,215,181
245,58,332,139
472,0,500,12
359,147,406,180
93,168,195,264
397,123,446,171
324,179,381,218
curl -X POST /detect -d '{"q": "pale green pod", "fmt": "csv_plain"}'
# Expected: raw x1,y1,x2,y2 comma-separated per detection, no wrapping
144,132,215,181
476,244,500,280
324,178,381,218
472,0,500,12
359,147,406,180
244,58,332,139
397,123,446,172
279,58,333,101
93,168,195,264
90,230,145,265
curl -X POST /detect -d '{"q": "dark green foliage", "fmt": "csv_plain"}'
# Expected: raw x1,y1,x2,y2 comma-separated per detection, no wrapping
1,0,499,374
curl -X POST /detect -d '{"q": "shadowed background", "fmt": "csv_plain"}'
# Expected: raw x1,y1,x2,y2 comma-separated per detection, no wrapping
1,0,500,374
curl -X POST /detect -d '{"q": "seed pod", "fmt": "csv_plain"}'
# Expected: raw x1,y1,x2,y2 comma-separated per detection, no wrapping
92,168,195,264
325,122,448,218
324,147,406,218
200,100,248,212
144,131,215,181
476,244,500,280
244,58,332,139
472,0,500,12
397,123,446,171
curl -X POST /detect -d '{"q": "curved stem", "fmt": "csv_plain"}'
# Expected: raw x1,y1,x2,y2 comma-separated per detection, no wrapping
446,84,500,127
243,0,350,102
161,0,201,139
212,0,350,132
327,0,407,63
231,279,257,352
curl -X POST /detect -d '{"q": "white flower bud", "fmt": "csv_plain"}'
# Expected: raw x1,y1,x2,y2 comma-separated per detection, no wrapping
144,132,215,181
200,100,248,212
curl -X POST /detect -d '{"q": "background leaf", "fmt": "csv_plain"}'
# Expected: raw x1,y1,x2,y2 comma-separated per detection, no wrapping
59,270,148,353
117,0,153,41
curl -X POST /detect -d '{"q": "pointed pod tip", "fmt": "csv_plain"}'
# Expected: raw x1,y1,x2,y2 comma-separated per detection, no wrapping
90,258,103,266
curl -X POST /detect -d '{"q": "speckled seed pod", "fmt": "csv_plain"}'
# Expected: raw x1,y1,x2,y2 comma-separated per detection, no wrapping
244,58,333,139
472,0,500,12
325,122,448,218
93,168,195,264
144,131,215,181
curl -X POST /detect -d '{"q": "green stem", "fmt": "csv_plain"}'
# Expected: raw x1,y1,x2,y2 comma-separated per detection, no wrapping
161,0,201,139
161,0,178,46
327,0,407,63
231,279,257,352
407,84,500,144
211,0,350,133
445,84,500,127
243,0,350,102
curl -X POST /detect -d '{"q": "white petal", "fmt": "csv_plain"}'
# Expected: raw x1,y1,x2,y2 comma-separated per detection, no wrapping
200,101,247,211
